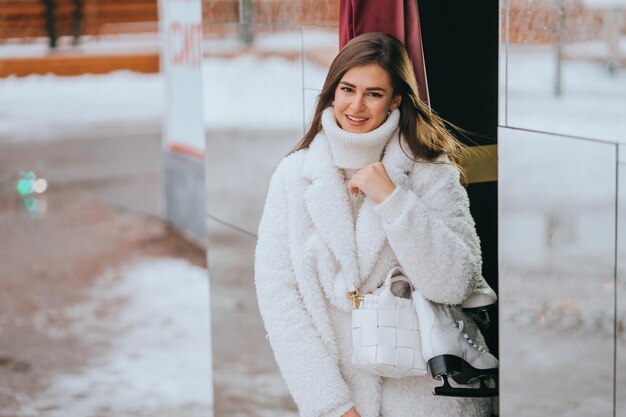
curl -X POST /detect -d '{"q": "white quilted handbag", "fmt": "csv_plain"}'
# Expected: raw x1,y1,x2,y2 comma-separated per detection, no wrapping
350,266,428,378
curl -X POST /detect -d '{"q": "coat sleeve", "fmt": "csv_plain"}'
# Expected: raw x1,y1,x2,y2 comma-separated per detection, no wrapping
374,162,481,305
255,163,354,417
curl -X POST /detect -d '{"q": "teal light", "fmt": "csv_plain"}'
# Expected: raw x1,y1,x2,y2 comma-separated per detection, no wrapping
16,178,32,196
15,171,37,196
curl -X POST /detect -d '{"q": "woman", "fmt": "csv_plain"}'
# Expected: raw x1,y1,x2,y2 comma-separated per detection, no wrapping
255,32,492,417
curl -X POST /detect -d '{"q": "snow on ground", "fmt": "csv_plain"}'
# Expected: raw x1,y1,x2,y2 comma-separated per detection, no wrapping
0,33,160,57
14,258,212,417
0,71,163,142
0,30,337,57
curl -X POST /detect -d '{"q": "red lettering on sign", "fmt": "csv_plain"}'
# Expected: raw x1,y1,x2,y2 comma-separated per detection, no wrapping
168,21,203,68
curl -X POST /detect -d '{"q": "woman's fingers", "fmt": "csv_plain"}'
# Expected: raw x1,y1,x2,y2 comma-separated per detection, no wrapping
342,408,361,417
347,162,395,203
347,179,362,196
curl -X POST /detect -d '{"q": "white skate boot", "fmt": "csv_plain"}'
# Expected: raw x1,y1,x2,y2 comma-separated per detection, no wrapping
461,275,497,310
413,289,499,397
461,275,497,330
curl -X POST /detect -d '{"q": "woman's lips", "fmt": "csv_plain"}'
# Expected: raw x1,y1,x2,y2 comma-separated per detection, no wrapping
345,114,368,126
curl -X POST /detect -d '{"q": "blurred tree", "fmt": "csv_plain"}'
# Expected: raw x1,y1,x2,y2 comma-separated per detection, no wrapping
239,0,254,46
72,0,84,46
605,7,622,76
41,0,58,48
554,0,564,97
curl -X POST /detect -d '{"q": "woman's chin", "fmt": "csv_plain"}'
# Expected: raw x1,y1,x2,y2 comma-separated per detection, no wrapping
340,122,373,134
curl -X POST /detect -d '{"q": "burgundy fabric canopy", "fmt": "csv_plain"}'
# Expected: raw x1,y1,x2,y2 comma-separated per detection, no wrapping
339,0,430,107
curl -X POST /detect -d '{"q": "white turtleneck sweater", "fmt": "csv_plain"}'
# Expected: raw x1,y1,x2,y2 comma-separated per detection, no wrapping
321,107,402,227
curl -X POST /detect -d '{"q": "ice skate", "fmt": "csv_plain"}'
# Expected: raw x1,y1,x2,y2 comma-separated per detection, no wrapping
412,289,499,397
460,275,497,329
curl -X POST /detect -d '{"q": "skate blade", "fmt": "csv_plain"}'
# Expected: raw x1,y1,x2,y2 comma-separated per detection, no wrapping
451,364,498,385
428,355,497,385
433,375,499,398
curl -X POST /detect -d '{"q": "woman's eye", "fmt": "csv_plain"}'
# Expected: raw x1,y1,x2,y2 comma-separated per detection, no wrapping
368,92,382,98
340,87,353,93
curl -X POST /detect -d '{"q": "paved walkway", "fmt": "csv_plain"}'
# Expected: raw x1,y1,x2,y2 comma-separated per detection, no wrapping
0,133,211,416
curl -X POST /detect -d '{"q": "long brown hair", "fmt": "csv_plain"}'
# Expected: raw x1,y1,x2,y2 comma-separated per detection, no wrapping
291,32,463,165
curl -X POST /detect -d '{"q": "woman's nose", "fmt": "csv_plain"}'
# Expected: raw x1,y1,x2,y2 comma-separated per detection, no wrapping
350,94,366,111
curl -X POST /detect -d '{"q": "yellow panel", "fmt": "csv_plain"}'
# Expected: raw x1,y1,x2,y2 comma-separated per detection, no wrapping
459,144,498,184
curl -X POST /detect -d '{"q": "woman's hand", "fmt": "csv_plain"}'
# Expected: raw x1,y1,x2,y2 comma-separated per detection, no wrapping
347,162,396,204
342,407,361,417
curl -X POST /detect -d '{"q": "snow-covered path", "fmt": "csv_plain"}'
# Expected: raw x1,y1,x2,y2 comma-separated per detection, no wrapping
9,258,213,417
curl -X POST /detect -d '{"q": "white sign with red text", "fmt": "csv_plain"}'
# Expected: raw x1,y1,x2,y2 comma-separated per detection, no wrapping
159,0,204,157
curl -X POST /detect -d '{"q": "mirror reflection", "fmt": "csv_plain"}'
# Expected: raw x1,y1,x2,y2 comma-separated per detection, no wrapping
499,128,617,417
617,149,626,416
506,0,626,143
204,22,336,415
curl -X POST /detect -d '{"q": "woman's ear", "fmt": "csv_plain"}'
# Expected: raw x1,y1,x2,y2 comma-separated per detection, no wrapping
392,94,402,110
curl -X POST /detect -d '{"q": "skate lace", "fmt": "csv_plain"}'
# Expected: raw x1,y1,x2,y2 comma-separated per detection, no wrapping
456,320,487,353
475,279,488,289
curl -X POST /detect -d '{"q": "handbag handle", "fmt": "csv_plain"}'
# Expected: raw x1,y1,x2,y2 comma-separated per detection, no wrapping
384,265,406,286
349,265,413,308
385,266,415,292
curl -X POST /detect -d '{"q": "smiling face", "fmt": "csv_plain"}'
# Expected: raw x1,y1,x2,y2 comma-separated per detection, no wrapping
333,63,402,133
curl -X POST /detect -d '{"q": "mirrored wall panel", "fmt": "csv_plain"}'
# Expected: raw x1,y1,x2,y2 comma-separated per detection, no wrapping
617,145,625,417
499,127,617,417
499,1,508,127
504,0,626,143
204,24,303,233
302,25,337,90
303,87,320,131
204,19,339,416
302,26,336,130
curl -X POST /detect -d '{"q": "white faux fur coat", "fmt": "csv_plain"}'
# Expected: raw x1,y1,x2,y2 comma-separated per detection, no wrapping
255,129,492,417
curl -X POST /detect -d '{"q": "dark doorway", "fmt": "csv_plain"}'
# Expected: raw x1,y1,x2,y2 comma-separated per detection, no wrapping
418,0,500,356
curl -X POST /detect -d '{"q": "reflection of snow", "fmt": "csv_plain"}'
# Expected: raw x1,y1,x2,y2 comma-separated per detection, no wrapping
29,258,212,417
203,56,304,130
0,56,327,143
562,38,626,58
580,0,626,7
203,29,336,54
499,259,622,417
1,30,625,145
500,266,621,336
507,45,626,144
0,30,337,143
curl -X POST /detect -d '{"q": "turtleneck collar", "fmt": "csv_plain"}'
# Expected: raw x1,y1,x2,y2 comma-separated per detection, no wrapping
321,106,400,170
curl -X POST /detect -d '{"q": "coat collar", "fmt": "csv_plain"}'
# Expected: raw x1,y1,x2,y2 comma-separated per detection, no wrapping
302,129,415,292
357,131,415,285
302,131,360,292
